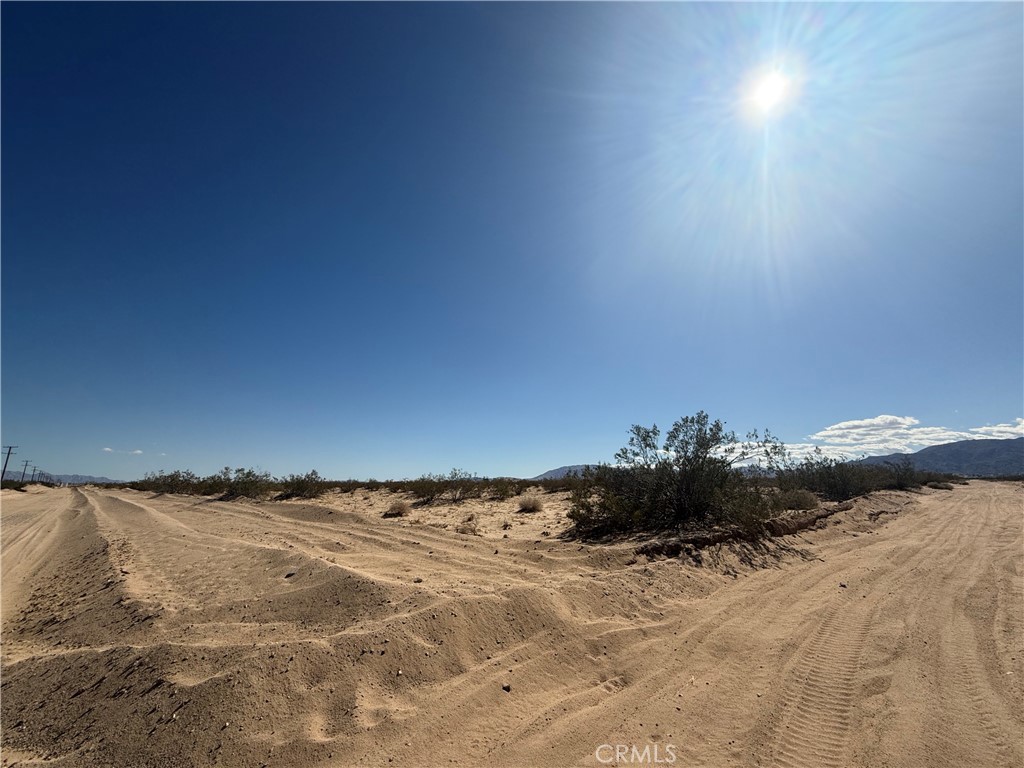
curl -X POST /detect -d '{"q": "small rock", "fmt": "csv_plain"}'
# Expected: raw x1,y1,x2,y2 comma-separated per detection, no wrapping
413,577,423,583
839,582,847,588
501,684,511,693
285,571,296,579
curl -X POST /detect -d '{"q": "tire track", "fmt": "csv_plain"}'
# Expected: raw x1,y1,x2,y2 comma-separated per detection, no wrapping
766,602,872,768
940,614,1020,768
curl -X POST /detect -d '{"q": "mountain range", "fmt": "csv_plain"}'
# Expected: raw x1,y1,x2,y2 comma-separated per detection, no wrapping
530,465,592,481
857,437,1023,476
532,437,1024,480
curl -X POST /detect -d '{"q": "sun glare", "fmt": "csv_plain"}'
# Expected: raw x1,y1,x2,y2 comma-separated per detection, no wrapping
751,71,789,114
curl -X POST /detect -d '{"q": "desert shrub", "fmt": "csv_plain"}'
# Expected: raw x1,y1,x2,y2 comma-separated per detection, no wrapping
488,477,523,500
404,474,447,503
926,481,954,490
916,470,965,486
536,472,588,494
402,469,484,503
277,470,327,499
717,480,778,535
517,495,544,513
776,450,945,501
223,467,273,499
329,480,365,494
455,513,479,535
1,481,27,492
568,412,785,536
777,452,891,501
885,455,917,490
132,470,201,495
197,467,234,497
774,488,820,511
446,468,482,502
383,500,411,518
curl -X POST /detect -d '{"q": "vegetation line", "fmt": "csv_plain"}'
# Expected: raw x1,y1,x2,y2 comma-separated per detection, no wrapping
17,411,974,542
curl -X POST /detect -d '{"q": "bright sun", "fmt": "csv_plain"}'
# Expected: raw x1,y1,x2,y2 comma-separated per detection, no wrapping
752,71,789,113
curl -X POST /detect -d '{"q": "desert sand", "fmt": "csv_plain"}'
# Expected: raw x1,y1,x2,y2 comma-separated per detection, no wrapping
1,481,1021,767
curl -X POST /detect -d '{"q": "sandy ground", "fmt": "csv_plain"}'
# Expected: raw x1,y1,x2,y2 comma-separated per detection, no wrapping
1,481,1021,767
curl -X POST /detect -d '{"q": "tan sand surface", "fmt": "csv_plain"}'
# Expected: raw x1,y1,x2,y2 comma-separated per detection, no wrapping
1,481,1021,767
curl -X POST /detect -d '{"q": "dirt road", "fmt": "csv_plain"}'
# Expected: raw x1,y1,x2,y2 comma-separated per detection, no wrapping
2,482,1021,767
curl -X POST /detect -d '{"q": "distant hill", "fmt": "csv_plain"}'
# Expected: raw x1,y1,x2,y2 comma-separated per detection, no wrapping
533,437,1024,481
3,472,118,485
859,437,1023,476
531,465,592,481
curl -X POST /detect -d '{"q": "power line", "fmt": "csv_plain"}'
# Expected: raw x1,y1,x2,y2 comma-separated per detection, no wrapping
1,446,17,481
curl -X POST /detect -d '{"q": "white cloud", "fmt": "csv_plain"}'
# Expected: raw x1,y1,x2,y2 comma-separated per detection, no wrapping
102,447,113,453
102,447,147,456
969,418,1024,440
810,415,921,446
805,414,1022,457
131,450,143,455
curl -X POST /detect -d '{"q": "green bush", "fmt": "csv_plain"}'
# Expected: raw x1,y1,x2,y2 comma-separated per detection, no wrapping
774,450,946,501
568,412,785,536
134,467,273,499
777,452,888,501
536,472,587,494
403,474,447,503
886,455,917,490
916,470,964,486
487,478,523,500
398,469,484,503
774,488,820,511
277,470,327,499
446,468,482,502
221,467,273,499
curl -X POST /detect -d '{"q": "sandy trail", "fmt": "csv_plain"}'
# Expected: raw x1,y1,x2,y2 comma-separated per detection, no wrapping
2,482,1021,767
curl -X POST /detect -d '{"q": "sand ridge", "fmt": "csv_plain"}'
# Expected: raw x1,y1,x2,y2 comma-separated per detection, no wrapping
1,482,1021,767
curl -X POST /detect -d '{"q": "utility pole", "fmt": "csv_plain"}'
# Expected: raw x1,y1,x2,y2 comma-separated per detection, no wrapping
1,446,16,481
30,467,38,483
19,460,31,482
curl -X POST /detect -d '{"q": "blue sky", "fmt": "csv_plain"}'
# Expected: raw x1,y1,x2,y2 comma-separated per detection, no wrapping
3,3,1022,481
